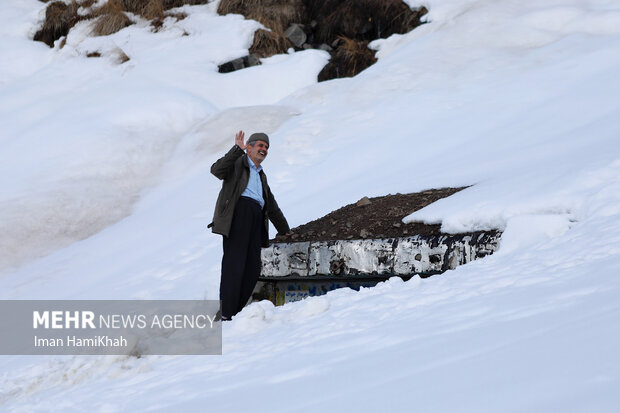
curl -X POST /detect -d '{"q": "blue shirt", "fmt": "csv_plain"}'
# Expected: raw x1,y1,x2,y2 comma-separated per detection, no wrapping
241,155,264,208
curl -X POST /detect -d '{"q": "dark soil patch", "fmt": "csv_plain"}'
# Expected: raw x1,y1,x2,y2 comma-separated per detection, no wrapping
275,187,467,243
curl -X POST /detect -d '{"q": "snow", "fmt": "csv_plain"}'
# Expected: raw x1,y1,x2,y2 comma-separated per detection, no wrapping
1,0,620,411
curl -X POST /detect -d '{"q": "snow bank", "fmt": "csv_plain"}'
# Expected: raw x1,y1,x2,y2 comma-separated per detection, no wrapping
0,1,327,270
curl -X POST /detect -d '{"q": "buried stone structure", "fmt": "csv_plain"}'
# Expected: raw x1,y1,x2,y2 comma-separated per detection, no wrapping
254,189,502,305
262,232,500,278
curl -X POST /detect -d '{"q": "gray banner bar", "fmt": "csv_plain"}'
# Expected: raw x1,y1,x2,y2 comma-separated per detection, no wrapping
0,300,222,355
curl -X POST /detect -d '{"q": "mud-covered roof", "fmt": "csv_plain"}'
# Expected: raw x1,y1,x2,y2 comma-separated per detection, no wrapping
275,187,472,243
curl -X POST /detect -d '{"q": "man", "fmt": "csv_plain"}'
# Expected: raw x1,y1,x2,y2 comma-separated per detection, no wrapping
209,131,291,320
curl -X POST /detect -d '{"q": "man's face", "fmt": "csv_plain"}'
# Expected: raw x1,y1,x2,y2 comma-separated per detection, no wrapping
247,140,268,165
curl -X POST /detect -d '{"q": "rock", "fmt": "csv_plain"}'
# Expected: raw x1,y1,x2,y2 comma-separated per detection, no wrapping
392,222,401,228
218,55,259,73
285,24,307,48
360,229,369,238
356,196,372,207
429,254,441,264
318,43,333,52
448,253,459,270
302,43,313,50
414,253,422,261
218,61,235,73
231,57,245,71
246,54,261,67
330,259,345,275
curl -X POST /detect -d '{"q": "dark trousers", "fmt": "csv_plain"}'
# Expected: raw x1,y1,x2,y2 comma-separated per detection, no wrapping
220,197,264,319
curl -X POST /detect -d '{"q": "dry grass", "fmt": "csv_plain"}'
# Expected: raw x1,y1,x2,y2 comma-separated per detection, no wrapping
119,0,144,14
249,28,291,58
92,12,132,35
116,48,131,63
318,36,377,81
166,11,187,21
122,0,208,14
94,0,123,15
119,0,164,19
78,0,97,9
218,0,307,32
33,1,80,47
84,47,129,62
337,36,377,73
142,0,164,20
92,0,133,36
35,0,209,47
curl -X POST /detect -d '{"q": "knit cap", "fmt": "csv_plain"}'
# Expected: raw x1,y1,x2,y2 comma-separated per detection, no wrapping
247,132,269,147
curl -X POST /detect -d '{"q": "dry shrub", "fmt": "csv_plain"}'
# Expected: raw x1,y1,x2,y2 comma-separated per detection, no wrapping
309,0,427,44
79,0,97,8
116,48,131,63
34,1,80,47
119,0,144,14
121,0,205,15
142,0,164,20
165,11,187,21
34,0,208,48
94,0,124,17
93,12,132,35
84,47,129,62
218,0,307,32
318,37,377,81
119,0,163,19
249,28,291,58
93,0,133,36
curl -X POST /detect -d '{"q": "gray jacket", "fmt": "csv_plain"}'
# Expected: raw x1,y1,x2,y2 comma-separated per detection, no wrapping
208,145,290,247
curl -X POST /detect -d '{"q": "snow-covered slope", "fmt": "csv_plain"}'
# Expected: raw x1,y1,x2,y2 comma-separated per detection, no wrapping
1,0,619,411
